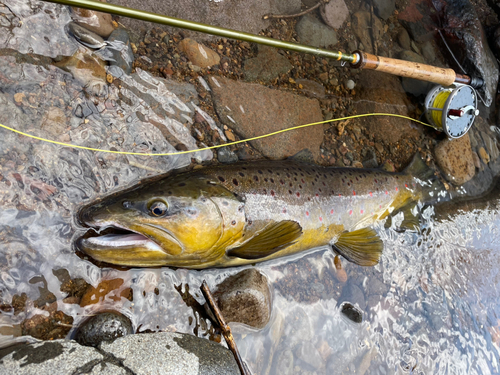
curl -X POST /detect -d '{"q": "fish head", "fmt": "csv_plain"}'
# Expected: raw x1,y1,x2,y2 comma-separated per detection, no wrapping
76,174,240,267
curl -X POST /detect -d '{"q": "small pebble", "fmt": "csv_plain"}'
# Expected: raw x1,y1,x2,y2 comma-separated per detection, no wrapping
75,311,133,347
346,80,355,90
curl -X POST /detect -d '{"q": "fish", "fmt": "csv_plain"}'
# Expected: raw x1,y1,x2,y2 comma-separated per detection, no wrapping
76,155,445,269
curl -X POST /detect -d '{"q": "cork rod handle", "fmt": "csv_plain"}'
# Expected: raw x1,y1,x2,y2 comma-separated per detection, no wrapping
352,51,461,87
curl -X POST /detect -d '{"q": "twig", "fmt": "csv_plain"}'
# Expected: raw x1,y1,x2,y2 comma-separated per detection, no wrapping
201,281,250,375
263,0,329,20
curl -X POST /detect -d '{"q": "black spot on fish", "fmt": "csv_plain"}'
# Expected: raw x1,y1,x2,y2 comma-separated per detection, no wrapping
280,180,285,185
233,179,239,186
178,182,186,187
270,178,274,183
242,167,247,170
258,170,263,174
253,176,259,182
288,190,293,194
218,176,225,182
263,189,267,194
239,172,245,177
286,173,291,178
294,177,297,181
289,182,293,187
267,169,272,174
264,178,268,182
323,182,326,186
299,185,302,189
168,191,172,195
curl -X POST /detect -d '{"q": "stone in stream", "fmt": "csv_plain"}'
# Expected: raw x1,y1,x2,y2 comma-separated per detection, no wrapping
178,38,221,68
210,268,272,329
208,76,325,161
351,11,383,54
75,311,134,347
295,13,338,48
320,0,350,29
104,28,135,75
67,22,106,49
243,45,292,83
0,332,240,375
373,0,395,20
434,134,475,186
71,1,116,38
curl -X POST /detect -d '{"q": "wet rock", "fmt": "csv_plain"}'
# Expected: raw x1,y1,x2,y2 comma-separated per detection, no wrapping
67,22,106,49
80,278,131,307
75,311,133,347
397,28,411,50
294,341,324,370
337,283,366,310
271,349,294,375
105,28,134,75
373,0,395,20
101,332,239,374
478,147,490,164
295,13,338,48
351,11,383,54
362,147,378,168
243,46,292,82
434,134,475,185
479,131,500,162
0,332,239,374
217,147,239,164
296,78,326,98
399,50,432,96
320,0,350,29
353,70,422,144
54,49,107,93
40,106,69,137
209,76,325,160
21,303,74,340
178,38,220,68
111,0,301,40
421,40,436,62
397,0,435,42
211,269,271,329
0,341,104,374
71,1,115,38
340,302,363,323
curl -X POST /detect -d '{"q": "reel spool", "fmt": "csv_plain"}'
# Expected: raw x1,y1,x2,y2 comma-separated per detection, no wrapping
424,84,479,139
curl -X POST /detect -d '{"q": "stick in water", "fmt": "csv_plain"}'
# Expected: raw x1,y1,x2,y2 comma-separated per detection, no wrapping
200,281,250,375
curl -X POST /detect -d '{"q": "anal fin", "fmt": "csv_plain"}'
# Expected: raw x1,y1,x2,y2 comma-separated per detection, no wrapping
332,228,383,266
227,220,302,260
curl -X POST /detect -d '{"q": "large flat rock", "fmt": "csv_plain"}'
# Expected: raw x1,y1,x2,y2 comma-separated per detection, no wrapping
109,0,301,40
0,332,239,375
208,76,325,160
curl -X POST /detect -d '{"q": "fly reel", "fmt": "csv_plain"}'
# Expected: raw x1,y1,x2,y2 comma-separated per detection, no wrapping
424,84,479,139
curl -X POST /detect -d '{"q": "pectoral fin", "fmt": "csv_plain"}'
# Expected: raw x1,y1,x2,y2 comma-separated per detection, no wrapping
385,202,420,232
332,228,383,266
227,220,302,260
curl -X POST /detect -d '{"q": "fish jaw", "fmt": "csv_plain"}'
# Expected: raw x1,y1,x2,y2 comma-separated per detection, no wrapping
76,220,184,267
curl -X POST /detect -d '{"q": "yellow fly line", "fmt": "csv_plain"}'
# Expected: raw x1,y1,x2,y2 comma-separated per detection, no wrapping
0,113,432,157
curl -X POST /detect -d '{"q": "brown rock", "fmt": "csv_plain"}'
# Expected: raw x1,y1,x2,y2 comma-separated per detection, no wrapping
71,0,116,38
478,146,490,164
209,76,325,160
320,0,350,29
296,79,326,98
212,269,272,329
80,278,130,307
54,49,106,86
178,38,220,68
351,11,383,54
243,45,292,82
41,107,68,137
434,134,475,185
353,70,422,144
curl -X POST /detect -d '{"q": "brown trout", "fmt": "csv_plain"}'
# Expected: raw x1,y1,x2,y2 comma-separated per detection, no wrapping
76,157,443,268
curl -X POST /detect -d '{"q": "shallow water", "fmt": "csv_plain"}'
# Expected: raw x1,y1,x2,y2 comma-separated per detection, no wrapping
1,1,500,374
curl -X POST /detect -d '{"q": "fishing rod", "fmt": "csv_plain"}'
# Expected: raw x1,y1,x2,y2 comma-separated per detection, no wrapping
43,0,482,138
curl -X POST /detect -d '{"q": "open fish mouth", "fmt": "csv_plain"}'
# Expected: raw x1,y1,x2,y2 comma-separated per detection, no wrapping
77,224,164,252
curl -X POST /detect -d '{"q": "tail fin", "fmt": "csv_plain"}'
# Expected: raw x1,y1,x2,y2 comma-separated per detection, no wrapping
404,153,449,204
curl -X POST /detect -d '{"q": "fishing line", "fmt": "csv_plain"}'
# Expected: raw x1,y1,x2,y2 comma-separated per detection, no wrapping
0,113,433,157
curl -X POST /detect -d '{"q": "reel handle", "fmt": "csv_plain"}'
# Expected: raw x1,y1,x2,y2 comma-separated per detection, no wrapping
351,51,480,88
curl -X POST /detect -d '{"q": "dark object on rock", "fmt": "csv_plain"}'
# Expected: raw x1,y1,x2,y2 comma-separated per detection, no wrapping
210,269,272,329
102,28,134,75
243,46,292,83
340,302,363,323
75,311,133,347
217,147,239,164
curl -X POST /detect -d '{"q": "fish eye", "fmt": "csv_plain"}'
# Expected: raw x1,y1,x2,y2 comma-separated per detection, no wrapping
149,201,168,217
122,201,132,209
